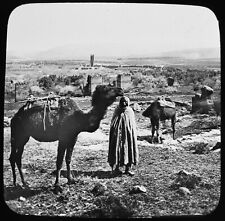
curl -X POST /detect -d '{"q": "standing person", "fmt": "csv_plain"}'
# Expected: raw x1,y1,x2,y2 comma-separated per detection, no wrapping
108,96,139,176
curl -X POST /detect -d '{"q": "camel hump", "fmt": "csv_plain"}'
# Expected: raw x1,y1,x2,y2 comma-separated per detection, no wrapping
156,96,175,109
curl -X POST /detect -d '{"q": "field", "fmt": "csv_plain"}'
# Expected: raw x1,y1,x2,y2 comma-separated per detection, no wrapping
3,58,221,218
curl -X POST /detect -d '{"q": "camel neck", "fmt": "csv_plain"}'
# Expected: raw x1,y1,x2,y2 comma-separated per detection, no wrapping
82,104,108,132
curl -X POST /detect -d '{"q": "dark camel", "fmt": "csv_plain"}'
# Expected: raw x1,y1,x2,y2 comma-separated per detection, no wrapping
9,85,123,188
142,99,176,143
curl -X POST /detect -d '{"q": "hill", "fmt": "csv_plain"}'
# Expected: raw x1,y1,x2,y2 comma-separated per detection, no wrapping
6,46,220,62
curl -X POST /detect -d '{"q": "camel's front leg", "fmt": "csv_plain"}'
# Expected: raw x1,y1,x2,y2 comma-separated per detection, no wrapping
65,136,77,185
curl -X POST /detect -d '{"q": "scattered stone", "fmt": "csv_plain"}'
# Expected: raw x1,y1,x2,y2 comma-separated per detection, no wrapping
91,183,107,196
177,187,191,196
58,214,67,216
193,143,210,154
212,149,220,153
19,196,26,202
129,185,147,194
172,170,202,189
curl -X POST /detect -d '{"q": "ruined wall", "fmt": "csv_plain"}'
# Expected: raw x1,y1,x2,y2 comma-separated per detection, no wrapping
4,81,15,101
15,81,30,102
117,74,131,90
167,77,175,86
87,75,103,94
191,86,214,114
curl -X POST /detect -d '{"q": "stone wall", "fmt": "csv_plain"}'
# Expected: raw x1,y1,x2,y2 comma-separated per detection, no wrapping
117,74,131,90
15,81,30,102
191,85,214,114
87,75,103,94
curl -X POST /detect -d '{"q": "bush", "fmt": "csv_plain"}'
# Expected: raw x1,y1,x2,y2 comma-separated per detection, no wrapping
38,76,53,89
214,78,221,90
202,78,215,89
154,76,167,88
193,83,201,92
82,194,138,218
132,76,142,87
54,85,63,94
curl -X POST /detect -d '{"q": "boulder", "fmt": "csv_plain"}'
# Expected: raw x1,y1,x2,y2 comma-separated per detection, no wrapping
19,196,26,202
177,187,191,196
193,143,210,154
129,185,147,194
167,77,175,86
201,85,214,99
172,170,202,189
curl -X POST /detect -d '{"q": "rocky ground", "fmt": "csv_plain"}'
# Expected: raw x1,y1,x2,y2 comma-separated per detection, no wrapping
3,97,221,217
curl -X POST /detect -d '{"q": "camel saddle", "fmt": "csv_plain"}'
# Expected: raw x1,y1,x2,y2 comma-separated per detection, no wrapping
156,96,175,109
23,94,65,130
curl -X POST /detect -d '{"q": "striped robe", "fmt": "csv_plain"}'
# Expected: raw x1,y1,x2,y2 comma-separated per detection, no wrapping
108,105,139,168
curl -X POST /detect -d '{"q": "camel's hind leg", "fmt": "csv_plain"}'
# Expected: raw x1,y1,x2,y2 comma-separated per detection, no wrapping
55,136,77,187
9,135,29,186
150,118,155,143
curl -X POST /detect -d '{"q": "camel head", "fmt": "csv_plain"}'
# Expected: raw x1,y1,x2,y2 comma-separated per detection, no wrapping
92,85,124,107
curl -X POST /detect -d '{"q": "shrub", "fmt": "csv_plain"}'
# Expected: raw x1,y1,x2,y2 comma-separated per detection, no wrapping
214,78,221,90
54,85,63,94
82,194,138,218
193,83,201,92
154,76,167,88
202,78,215,89
132,76,142,87
38,76,53,89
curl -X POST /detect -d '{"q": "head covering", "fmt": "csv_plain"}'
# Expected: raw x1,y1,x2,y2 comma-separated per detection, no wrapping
119,96,130,112
119,96,130,105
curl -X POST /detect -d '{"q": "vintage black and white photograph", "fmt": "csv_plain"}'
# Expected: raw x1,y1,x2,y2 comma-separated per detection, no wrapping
4,3,221,217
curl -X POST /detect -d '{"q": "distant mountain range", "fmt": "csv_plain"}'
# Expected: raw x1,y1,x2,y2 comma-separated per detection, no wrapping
6,46,220,61
158,47,220,59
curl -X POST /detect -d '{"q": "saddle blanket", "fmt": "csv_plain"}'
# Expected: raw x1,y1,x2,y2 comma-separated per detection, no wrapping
157,97,176,109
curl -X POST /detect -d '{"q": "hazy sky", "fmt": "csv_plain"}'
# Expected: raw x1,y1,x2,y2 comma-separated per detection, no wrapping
7,3,220,57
